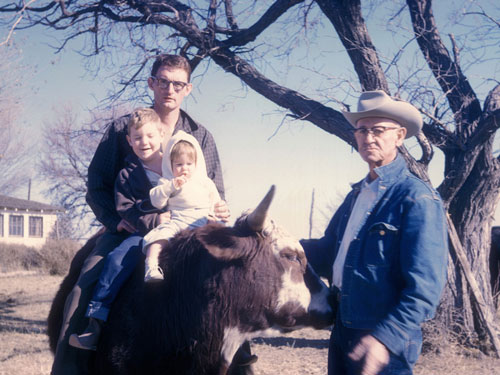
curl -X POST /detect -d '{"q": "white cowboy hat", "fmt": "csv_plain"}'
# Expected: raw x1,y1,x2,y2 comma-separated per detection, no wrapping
342,90,423,138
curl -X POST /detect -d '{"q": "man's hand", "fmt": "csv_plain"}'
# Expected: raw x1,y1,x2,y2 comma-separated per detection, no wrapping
348,335,390,375
116,219,136,233
213,200,230,223
158,211,171,225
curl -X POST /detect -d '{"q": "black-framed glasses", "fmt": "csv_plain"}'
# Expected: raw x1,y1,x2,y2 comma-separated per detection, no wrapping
353,126,402,137
151,77,188,92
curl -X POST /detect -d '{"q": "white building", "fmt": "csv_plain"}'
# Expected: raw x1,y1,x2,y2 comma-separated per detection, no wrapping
0,195,64,249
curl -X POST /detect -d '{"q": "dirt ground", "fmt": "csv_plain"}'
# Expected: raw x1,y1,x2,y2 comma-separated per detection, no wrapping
2,272,500,375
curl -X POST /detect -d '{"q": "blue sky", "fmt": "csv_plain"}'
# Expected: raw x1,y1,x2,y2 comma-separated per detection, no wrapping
3,2,499,239
13,40,362,238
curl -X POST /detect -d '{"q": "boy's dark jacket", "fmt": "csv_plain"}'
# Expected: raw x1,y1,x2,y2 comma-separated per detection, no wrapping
114,154,167,236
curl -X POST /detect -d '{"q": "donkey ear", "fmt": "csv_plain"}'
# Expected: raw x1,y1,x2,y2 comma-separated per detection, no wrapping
196,227,245,261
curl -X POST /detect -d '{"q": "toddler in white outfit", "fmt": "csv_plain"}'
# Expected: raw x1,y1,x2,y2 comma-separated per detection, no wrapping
142,130,221,282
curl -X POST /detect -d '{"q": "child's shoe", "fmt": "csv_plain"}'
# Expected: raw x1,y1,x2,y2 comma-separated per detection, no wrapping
68,318,102,351
144,264,164,283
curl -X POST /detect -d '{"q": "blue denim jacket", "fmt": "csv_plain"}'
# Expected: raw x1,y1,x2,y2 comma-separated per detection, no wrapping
301,154,448,357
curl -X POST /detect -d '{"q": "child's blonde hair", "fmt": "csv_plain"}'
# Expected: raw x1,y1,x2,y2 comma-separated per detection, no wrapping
170,140,197,166
127,108,161,135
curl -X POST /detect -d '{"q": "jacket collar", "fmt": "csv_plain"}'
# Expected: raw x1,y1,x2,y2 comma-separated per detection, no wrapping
373,153,407,186
351,153,407,193
124,153,141,167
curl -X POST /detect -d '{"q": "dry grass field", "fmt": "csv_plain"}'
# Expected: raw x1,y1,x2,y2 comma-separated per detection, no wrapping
2,271,500,375
0,272,58,375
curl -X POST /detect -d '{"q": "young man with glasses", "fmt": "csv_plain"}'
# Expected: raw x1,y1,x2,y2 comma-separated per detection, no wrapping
301,90,448,375
51,54,241,375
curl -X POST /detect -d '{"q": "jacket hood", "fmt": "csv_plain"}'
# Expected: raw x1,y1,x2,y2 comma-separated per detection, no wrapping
162,130,207,182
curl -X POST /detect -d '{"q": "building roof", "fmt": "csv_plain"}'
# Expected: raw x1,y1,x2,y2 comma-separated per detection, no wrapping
0,195,64,213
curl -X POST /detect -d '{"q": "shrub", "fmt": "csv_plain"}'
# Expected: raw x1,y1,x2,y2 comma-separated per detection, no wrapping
0,239,80,275
0,243,43,273
39,239,81,275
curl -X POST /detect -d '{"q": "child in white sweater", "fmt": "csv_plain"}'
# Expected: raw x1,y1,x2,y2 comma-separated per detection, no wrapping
142,130,221,282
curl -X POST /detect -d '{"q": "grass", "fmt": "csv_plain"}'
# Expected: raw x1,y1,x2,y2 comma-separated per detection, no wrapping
1,271,500,374
0,241,80,374
1,242,500,374
415,347,500,374
0,273,60,375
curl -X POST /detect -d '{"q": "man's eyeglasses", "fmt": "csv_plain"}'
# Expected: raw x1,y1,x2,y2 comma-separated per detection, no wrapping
353,126,402,137
151,77,188,92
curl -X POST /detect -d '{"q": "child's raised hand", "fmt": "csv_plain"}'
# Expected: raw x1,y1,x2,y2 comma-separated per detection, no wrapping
173,176,187,189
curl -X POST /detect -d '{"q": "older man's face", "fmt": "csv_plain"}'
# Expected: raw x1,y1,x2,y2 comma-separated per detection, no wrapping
354,117,407,170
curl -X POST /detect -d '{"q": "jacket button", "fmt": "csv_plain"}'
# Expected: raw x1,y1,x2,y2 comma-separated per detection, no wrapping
379,230,386,236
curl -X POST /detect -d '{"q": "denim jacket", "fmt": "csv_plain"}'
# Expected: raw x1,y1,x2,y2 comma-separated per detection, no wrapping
301,154,448,357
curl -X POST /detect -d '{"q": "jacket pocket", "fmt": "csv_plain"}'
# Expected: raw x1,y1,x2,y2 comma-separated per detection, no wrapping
364,222,399,265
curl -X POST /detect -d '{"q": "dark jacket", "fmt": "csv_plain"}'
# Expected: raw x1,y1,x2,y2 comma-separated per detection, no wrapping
301,154,448,358
114,154,167,237
86,110,225,232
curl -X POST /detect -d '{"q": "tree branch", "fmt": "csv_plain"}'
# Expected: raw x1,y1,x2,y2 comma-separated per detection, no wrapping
223,0,238,30
419,109,465,151
206,0,217,43
464,9,500,29
415,131,433,166
222,0,304,47
0,0,39,46
468,84,500,150
210,47,355,146
406,0,482,134
0,1,57,13
315,0,389,92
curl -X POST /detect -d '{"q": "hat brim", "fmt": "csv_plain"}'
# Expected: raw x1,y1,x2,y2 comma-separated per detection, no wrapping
342,101,422,139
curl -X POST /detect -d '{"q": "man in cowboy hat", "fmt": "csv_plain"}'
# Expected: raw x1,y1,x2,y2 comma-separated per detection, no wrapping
301,90,448,375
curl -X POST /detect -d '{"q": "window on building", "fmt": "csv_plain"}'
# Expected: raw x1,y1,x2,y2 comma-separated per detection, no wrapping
0,214,3,237
9,215,24,237
29,216,43,237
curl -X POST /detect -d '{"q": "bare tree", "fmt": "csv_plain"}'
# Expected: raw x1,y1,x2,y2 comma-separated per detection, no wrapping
0,41,32,195
2,0,500,352
38,105,127,238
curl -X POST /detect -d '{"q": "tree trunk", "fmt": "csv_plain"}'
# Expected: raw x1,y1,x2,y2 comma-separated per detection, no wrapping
317,0,500,352
443,141,500,351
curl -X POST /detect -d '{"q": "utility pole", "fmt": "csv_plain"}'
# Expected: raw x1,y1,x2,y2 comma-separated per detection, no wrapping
308,188,315,239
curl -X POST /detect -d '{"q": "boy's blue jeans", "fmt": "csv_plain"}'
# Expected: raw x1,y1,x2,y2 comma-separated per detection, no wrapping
328,314,421,375
85,234,143,321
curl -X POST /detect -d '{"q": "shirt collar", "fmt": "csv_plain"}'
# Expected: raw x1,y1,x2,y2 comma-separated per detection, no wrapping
148,107,199,133
175,109,199,133
361,175,380,193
